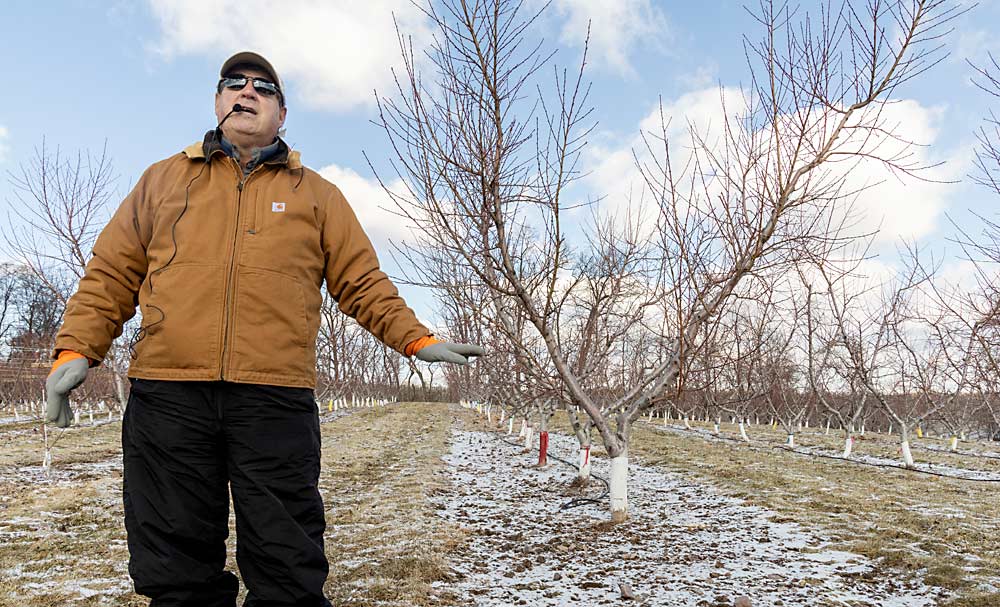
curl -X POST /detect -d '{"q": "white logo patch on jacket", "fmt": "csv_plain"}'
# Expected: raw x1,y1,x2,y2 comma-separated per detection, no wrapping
272,202,286,213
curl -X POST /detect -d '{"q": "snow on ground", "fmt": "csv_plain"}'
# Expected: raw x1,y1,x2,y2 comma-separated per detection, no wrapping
433,429,945,607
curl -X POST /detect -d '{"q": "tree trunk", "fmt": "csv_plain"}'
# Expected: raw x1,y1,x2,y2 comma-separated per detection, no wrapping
842,436,854,459
901,439,915,468
114,373,127,412
577,443,591,484
537,417,549,467
610,447,628,522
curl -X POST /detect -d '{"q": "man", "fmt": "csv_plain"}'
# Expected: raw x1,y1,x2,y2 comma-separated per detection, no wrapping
44,51,484,607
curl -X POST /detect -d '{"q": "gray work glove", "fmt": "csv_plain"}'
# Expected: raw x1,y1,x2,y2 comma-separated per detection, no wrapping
415,342,486,365
45,357,89,428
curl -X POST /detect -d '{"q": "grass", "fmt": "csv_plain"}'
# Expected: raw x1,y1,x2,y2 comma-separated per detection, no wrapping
0,403,465,607
4,403,999,606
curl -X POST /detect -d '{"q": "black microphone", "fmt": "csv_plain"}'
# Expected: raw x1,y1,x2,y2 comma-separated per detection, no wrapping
217,104,245,129
210,104,247,159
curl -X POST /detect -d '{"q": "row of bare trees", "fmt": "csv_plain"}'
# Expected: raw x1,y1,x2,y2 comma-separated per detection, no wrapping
373,0,978,520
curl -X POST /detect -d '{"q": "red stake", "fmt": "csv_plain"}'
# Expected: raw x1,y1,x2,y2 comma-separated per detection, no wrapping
537,431,549,467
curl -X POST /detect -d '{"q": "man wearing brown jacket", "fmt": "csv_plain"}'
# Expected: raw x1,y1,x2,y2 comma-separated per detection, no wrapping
44,51,483,607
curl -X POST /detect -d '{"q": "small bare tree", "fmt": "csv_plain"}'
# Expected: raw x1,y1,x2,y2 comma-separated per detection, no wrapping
3,140,131,411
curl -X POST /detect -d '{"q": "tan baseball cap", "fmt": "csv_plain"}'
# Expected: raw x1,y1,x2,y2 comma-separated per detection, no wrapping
219,51,285,106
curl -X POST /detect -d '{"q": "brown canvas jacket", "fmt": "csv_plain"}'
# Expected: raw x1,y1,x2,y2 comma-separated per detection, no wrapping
53,132,430,388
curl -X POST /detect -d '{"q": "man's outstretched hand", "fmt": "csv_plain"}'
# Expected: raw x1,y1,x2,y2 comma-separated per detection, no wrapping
45,352,89,428
415,342,485,366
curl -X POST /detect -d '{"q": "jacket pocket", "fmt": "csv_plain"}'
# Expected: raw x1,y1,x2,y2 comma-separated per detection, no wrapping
134,263,224,370
231,268,309,375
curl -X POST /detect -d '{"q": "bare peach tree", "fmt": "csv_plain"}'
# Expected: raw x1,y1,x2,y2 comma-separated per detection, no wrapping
375,0,961,519
801,272,873,457
2,140,135,413
947,52,1000,438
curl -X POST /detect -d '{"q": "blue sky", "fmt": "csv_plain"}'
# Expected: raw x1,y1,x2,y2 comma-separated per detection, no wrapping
1,0,999,326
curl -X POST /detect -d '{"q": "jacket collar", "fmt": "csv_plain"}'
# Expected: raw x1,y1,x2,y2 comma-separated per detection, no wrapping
182,130,302,170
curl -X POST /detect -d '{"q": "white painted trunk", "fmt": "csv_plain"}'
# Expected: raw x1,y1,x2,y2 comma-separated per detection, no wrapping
683,416,692,430
901,440,915,468
486,406,492,423
805,419,810,428
842,436,854,458
610,453,628,518
860,424,866,436
499,409,505,423
950,436,958,452
74,410,80,425
739,421,749,442
507,418,514,435
524,426,532,450
88,410,93,424
786,434,795,448
713,422,720,434
825,420,831,435
518,419,526,438
578,446,592,480
888,423,893,434
960,431,967,441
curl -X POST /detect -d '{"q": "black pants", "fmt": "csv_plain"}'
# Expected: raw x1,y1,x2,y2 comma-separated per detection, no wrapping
122,379,331,607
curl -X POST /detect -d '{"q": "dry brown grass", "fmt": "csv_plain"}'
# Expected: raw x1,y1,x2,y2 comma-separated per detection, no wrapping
0,403,465,607
318,403,465,606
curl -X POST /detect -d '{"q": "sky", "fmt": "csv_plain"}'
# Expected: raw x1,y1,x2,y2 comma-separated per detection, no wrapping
1,0,999,329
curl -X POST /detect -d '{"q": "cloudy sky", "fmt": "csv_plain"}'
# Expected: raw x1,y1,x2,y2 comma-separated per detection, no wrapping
1,0,998,326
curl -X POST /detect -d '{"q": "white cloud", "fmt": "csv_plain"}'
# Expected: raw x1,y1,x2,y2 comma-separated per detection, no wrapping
551,0,670,77
676,63,717,91
147,0,433,111
836,100,966,246
583,86,747,226
315,163,416,250
584,87,962,249
0,126,8,163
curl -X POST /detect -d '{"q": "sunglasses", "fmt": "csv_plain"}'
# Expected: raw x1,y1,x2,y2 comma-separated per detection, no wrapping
217,74,282,100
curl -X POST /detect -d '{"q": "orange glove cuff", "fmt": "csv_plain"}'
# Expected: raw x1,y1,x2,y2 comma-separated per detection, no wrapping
404,335,441,357
50,350,87,376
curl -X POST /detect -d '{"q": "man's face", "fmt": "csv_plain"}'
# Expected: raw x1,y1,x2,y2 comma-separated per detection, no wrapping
214,67,286,147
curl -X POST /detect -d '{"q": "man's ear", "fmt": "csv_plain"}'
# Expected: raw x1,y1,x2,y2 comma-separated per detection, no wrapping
278,106,287,128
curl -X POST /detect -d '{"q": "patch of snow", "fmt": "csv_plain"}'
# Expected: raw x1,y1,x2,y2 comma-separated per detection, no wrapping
432,429,947,606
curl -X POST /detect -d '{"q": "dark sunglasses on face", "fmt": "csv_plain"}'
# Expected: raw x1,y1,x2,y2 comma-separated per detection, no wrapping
217,74,281,99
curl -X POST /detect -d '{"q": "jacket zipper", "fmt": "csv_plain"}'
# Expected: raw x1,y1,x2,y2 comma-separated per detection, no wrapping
219,160,256,380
